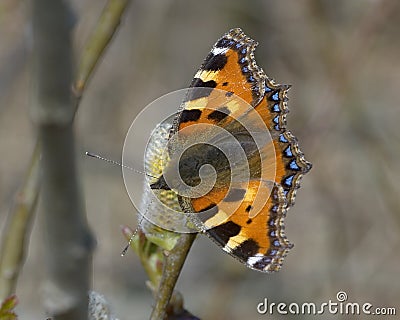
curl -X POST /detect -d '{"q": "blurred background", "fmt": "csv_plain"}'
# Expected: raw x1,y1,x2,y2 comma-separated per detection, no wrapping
1,0,400,319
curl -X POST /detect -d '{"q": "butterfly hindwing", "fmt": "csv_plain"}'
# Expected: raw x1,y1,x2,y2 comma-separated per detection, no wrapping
184,180,292,272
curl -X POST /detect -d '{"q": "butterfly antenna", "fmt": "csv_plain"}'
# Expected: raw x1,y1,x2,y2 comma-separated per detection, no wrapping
86,152,158,256
120,200,151,256
85,151,157,179
120,216,144,256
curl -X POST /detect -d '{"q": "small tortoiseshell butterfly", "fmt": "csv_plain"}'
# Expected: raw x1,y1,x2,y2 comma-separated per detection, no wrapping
150,28,312,272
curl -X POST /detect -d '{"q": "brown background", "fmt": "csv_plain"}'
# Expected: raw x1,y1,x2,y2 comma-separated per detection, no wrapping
1,0,399,319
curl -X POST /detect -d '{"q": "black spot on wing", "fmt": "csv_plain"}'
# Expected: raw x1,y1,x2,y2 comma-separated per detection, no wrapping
232,239,260,260
203,53,228,71
188,79,217,100
207,221,241,246
180,109,202,123
191,78,217,88
207,106,230,122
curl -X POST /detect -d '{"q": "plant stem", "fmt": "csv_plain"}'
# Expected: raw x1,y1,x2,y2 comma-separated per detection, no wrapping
150,233,196,320
0,143,40,300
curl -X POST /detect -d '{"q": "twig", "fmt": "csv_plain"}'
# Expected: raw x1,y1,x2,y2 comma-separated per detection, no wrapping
136,121,199,318
122,226,198,320
150,233,196,320
0,0,132,312
0,143,40,300
73,0,131,97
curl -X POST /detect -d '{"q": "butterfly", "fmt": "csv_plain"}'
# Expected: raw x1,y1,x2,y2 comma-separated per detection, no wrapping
149,28,312,272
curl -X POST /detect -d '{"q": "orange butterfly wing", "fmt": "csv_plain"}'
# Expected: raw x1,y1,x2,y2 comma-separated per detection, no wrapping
152,28,312,272
187,180,292,272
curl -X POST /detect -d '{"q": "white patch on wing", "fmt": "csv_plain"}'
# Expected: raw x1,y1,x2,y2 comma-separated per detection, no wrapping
211,47,229,55
247,253,265,266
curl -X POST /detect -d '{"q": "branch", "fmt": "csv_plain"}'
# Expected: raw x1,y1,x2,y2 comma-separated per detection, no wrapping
0,143,40,300
122,227,199,320
128,120,200,319
0,0,132,313
150,233,197,320
73,0,130,97
31,0,94,318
